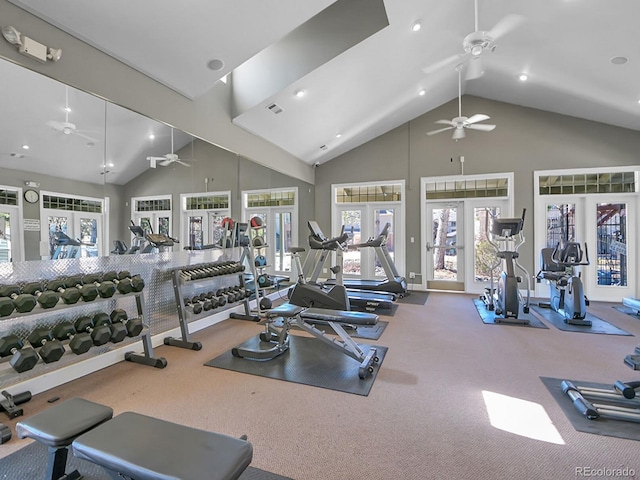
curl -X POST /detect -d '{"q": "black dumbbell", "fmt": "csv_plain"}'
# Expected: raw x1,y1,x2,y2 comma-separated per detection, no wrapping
110,309,144,337
82,274,116,298
21,282,60,309
0,284,37,314
0,335,39,373
92,313,128,343
184,297,203,314
27,328,66,364
74,316,112,346
46,277,81,305
61,275,100,302
102,271,133,294
52,322,93,355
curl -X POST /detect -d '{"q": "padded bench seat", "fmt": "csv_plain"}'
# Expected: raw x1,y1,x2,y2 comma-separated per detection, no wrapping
302,307,378,326
72,411,253,480
16,397,113,480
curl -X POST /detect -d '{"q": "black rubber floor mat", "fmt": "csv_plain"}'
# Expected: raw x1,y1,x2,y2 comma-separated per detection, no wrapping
531,305,632,335
0,440,292,480
473,298,548,328
205,334,387,396
396,291,429,305
540,376,640,441
351,302,398,317
269,319,388,340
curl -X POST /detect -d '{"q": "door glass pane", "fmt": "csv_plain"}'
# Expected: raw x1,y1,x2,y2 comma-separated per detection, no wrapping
48,215,69,258
209,213,225,246
432,207,457,281
79,217,98,257
139,217,152,235
374,209,394,277
474,207,501,284
597,203,627,286
545,204,575,247
189,216,203,249
274,212,292,272
341,210,361,275
0,212,11,263
158,216,170,236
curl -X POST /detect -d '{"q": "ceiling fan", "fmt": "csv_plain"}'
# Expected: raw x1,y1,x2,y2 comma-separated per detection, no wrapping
46,86,97,142
423,0,523,79
147,127,192,168
426,65,496,140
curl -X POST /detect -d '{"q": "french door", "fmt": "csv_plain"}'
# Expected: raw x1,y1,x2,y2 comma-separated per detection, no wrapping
43,210,102,258
536,196,635,301
183,211,229,249
423,198,510,293
243,207,296,276
333,204,403,280
0,205,23,263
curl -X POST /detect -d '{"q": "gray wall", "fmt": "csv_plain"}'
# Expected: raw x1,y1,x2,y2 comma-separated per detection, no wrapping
120,139,315,248
315,95,640,278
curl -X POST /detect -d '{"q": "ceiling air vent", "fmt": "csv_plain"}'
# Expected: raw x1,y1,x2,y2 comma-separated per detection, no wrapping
266,103,283,115
320,145,328,151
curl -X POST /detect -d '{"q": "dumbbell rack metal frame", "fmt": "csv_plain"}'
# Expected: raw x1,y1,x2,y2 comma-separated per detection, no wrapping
166,263,250,350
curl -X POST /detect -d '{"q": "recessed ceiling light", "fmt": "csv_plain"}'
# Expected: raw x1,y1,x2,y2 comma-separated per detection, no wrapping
21,144,29,150
518,73,528,81
149,134,155,140
336,133,342,138
294,89,306,98
610,56,629,65
86,142,95,148
108,162,114,168
419,89,426,96
207,59,224,71
411,20,422,32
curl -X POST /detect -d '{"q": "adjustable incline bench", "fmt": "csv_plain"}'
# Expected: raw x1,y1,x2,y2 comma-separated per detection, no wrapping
16,397,253,480
232,302,380,379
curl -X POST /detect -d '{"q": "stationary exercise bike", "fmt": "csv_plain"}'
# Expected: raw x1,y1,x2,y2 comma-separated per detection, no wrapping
480,209,531,324
536,239,591,325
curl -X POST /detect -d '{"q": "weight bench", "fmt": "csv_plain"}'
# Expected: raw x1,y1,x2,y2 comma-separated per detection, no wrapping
16,397,114,480
232,302,380,379
16,398,253,480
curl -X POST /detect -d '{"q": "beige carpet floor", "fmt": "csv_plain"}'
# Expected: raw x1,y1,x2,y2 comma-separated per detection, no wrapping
1,292,639,480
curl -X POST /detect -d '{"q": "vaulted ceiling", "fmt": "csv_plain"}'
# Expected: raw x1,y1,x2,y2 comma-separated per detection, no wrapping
3,0,639,181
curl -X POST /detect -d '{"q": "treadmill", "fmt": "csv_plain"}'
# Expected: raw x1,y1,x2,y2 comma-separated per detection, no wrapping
303,221,396,311
324,222,407,297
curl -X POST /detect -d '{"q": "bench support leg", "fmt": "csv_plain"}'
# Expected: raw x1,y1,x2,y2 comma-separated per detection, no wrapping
46,446,81,480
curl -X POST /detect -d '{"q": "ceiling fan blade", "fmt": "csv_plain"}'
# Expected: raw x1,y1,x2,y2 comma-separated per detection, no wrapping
74,131,98,142
435,119,455,126
465,56,484,80
176,160,191,167
46,120,63,130
465,113,490,124
488,14,524,41
422,53,467,76
147,156,165,161
158,159,173,167
452,128,466,140
466,123,496,131
426,126,455,136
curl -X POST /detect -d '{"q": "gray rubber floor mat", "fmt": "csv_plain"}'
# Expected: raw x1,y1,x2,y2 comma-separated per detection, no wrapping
473,298,548,328
540,376,640,441
531,305,632,335
205,334,387,396
396,291,429,305
0,440,292,480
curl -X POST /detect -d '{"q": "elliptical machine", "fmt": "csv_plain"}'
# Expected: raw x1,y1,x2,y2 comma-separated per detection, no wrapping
536,239,591,325
481,208,531,324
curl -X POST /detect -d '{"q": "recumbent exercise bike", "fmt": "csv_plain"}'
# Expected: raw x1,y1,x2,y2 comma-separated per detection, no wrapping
536,239,590,325
480,208,531,324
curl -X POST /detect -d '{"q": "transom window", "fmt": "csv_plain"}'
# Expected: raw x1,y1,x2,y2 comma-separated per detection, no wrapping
44,194,102,213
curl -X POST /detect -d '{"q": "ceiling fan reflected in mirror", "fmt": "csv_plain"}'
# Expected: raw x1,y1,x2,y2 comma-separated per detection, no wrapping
423,0,523,79
426,64,496,140
46,86,97,142
147,127,192,168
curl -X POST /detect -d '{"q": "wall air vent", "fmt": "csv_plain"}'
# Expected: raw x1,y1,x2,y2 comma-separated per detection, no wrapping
266,103,283,114
320,145,328,151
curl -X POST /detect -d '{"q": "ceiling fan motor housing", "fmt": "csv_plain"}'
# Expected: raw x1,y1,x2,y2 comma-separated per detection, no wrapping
463,31,495,56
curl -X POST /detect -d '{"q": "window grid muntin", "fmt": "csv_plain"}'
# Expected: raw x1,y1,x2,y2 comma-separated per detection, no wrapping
135,198,171,212
247,190,295,207
186,195,229,210
539,172,636,195
336,183,402,203
43,195,102,213
424,178,509,200
0,190,18,206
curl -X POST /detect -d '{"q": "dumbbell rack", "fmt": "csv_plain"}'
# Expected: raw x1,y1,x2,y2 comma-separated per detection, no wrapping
231,222,274,319
0,280,167,377
166,262,250,350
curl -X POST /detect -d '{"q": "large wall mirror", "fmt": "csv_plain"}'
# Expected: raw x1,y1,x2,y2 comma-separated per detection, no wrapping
0,57,315,263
